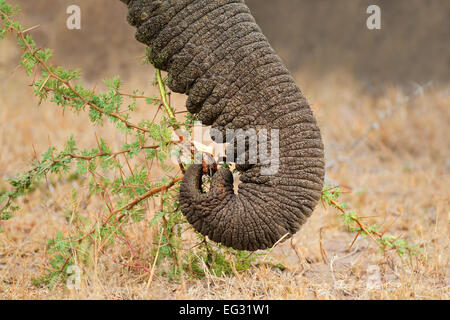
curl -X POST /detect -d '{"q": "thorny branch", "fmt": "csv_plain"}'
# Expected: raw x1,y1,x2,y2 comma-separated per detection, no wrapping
321,186,421,257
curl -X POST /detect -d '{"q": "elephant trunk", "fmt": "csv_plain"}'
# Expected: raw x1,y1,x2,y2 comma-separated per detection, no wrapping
124,0,325,251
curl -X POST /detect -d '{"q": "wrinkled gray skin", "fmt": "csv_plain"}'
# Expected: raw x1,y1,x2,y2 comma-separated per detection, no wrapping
121,0,325,251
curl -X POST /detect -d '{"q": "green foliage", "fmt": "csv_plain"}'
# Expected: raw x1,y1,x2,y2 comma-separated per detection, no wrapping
184,242,260,278
322,184,421,258
0,0,267,289
321,186,342,206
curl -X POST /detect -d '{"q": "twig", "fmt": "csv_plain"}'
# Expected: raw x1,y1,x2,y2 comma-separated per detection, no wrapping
156,69,175,119
329,199,380,246
74,176,182,244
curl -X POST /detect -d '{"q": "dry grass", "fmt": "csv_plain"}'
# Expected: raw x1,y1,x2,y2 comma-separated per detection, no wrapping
0,35,449,299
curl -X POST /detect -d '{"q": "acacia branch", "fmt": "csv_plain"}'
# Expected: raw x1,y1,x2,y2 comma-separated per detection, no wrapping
1,12,151,134
75,176,183,243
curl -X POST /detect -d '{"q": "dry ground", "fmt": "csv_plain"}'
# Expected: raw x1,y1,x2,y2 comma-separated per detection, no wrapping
0,35,449,299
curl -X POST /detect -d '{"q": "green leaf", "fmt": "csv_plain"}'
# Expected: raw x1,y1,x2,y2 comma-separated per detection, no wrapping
149,211,166,226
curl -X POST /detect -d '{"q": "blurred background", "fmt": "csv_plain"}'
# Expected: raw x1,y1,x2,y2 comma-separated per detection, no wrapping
2,0,449,87
0,0,448,299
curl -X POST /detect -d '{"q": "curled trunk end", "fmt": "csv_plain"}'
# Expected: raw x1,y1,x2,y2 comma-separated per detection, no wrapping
124,0,325,250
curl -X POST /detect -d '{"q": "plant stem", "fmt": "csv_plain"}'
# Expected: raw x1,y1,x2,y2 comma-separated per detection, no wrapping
156,69,175,119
